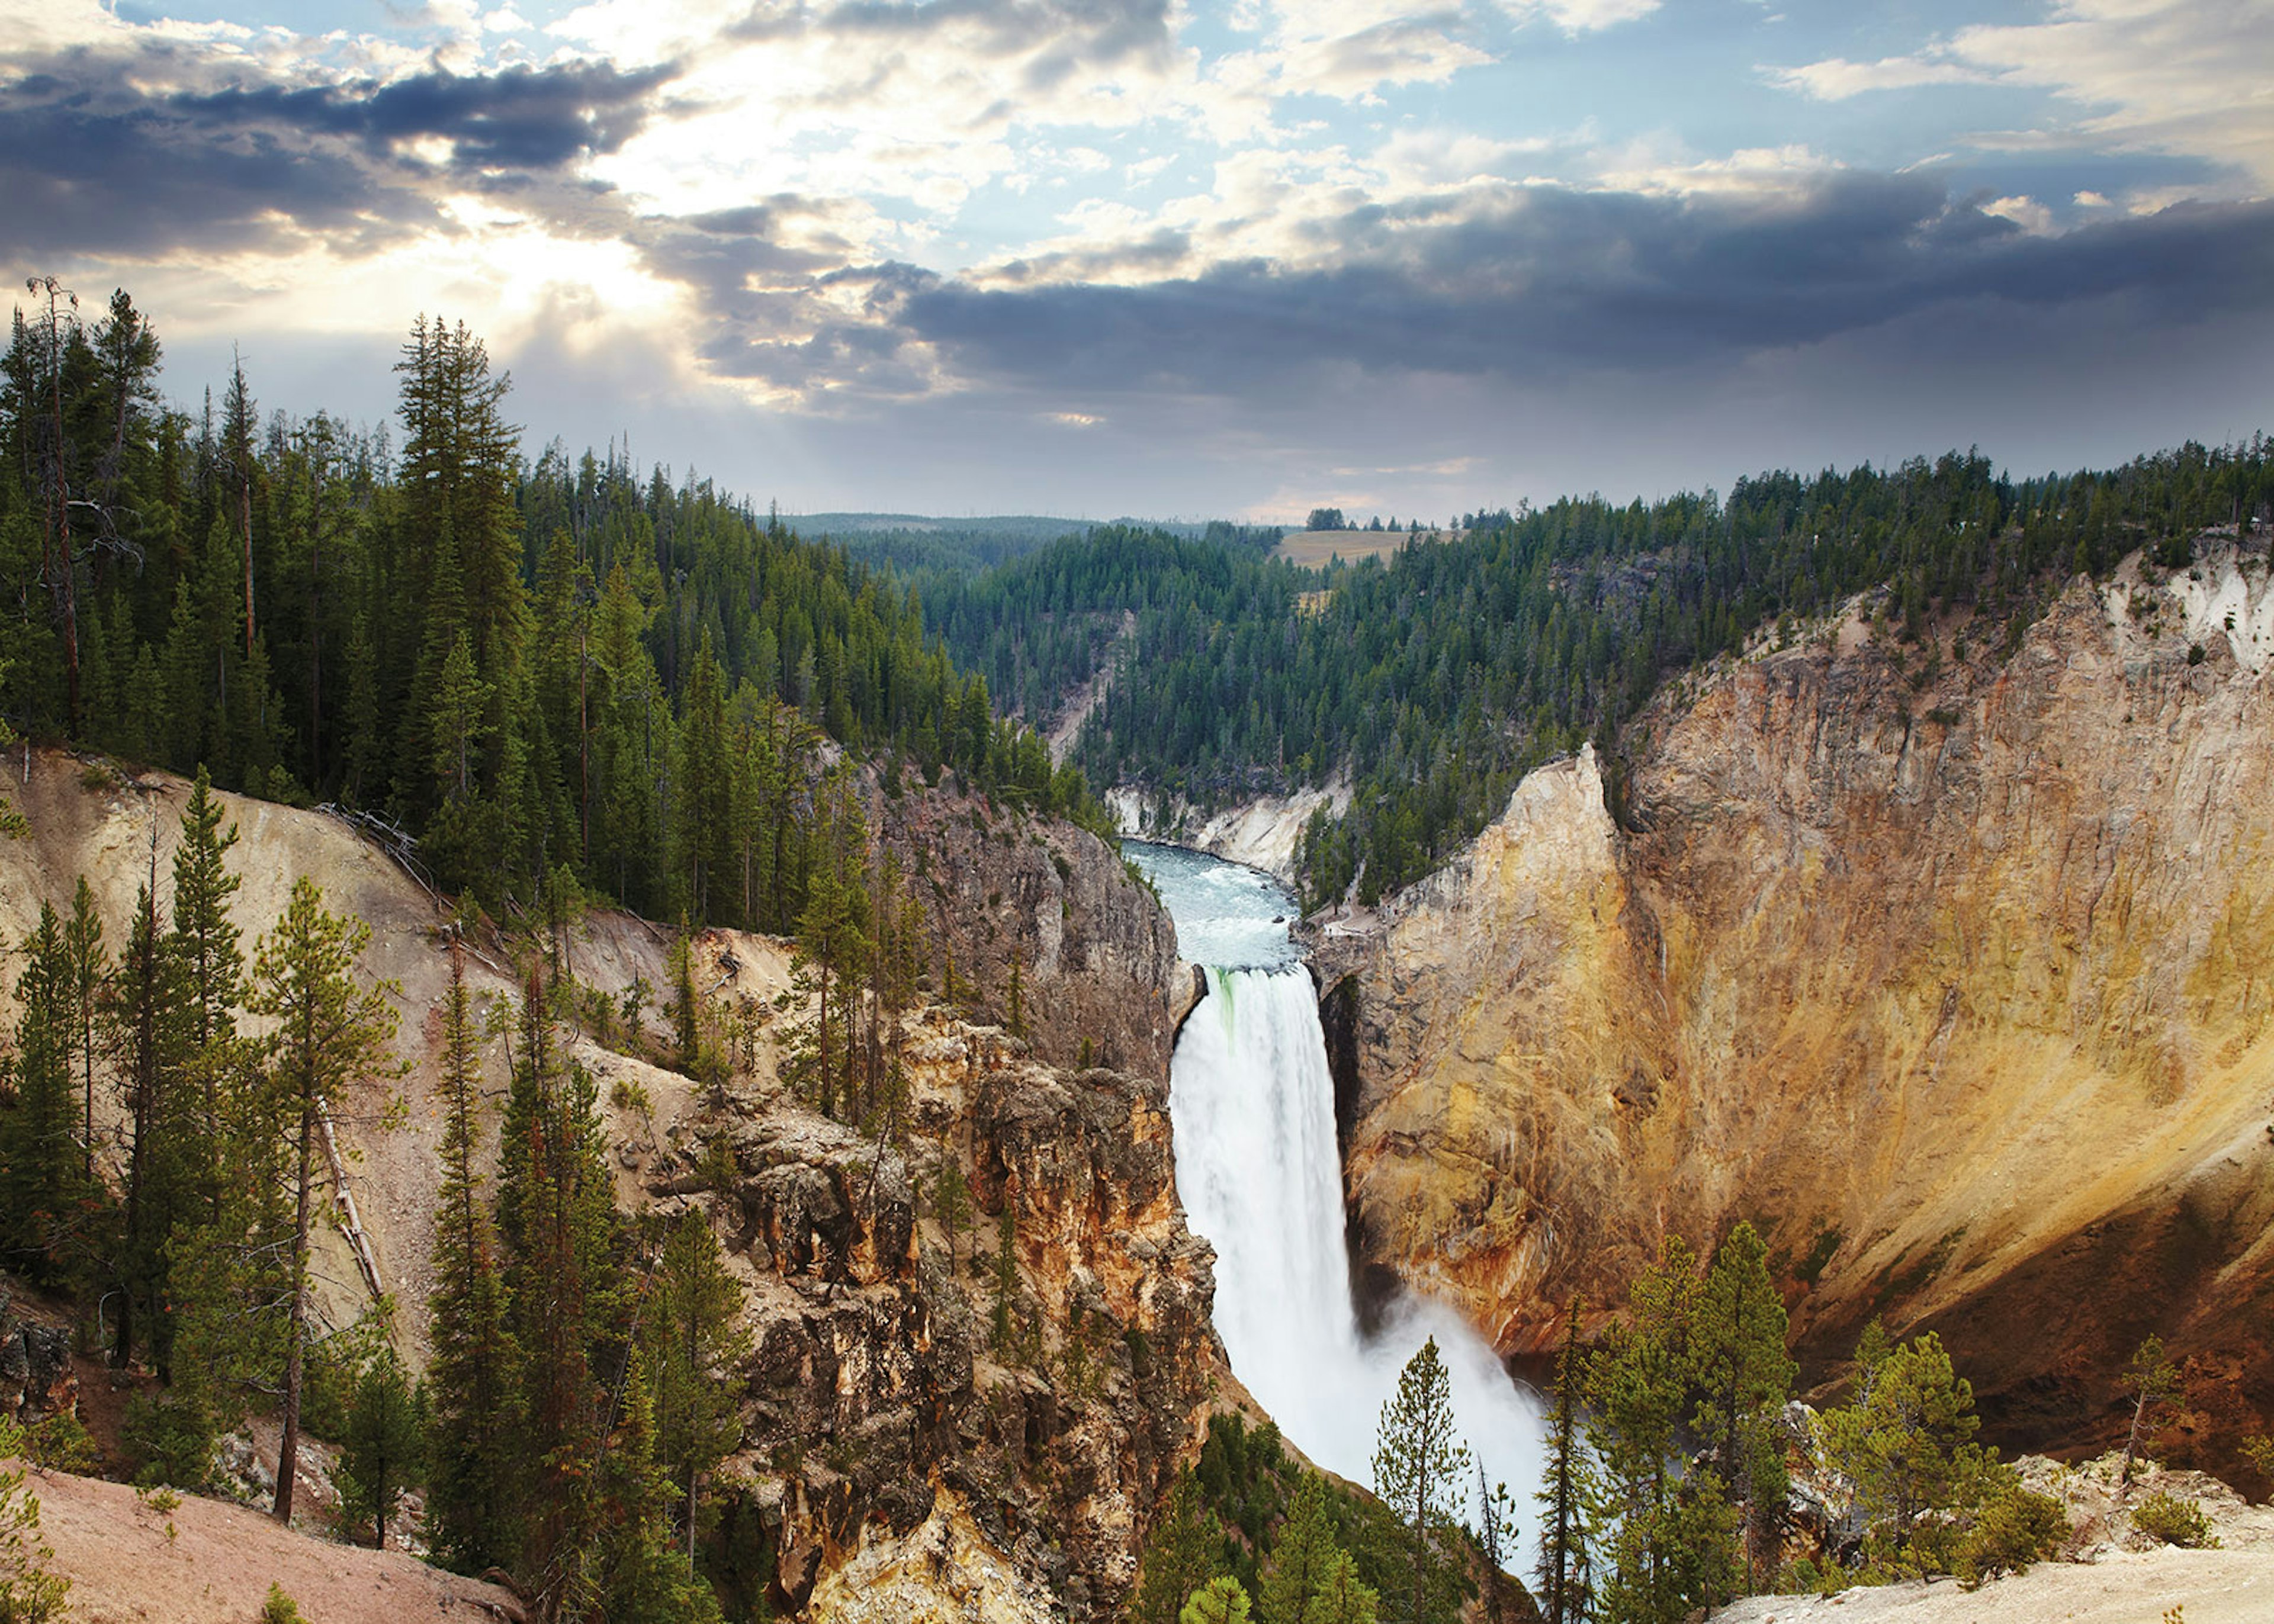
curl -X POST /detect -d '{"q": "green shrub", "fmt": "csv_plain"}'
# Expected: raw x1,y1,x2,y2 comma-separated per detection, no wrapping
21,1413,98,1475
2132,1489,2219,1549
0,1418,72,1624
609,1075,654,1116
120,1391,216,1490
261,1582,305,1623
1955,1480,2069,1586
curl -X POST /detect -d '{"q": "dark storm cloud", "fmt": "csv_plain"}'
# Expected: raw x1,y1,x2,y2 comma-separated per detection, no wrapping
0,46,673,260
176,59,675,171
888,176,2274,395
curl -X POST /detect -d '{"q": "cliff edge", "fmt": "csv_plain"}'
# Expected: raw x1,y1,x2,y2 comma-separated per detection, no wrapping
1309,539,2274,1475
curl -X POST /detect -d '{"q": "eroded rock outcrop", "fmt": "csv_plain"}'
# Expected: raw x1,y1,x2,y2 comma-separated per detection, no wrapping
1309,540,2274,1470
881,787,1182,1078
1106,782,1351,883
683,1014,1219,1619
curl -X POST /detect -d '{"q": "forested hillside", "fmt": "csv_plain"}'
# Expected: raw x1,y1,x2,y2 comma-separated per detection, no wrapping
930,443,2273,906
0,291,1099,925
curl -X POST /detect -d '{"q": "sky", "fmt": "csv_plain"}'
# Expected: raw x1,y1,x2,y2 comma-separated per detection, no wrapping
2,0,2269,522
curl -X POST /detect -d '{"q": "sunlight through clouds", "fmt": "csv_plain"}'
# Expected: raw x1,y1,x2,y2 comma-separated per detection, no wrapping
2,0,2267,512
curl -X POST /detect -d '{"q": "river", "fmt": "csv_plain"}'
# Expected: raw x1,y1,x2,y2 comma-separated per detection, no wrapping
1125,841,1547,1510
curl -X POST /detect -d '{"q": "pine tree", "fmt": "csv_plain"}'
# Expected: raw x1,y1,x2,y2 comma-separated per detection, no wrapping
338,1346,426,1549
789,770,869,1118
1371,1337,1471,1624
592,1352,724,1623
394,316,525,824
1,905,86,1283
110,845,192,1372
669,916,701,1068
1258,1476,1340,1624
2119,1334,2182,1489
673,629,731,922
499,972,623,1616
640,1208,750,1567
1306,1549,1379,1624
1474,1464,1517,1624
934,1155,970,1269
1693,1221,1796,1594
1130,1473,1223,1624
0,657,23,840
59,877,105,1184
168,767,243,1221
1183,1575,1252,1624
425,941,526,1573
991,1202,1019,1353
1819,1330,1987,1568
1586,1236,1734,1624
245,876,403,1524
429,630,490,804
1533,1300,1597,1624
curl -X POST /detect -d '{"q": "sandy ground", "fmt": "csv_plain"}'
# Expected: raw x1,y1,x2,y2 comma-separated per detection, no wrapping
14,1462,521,1623
1716,1547,2274,1623
1720,1455,2274,1624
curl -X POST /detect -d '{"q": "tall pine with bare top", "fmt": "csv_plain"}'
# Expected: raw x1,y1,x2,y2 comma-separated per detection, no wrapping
245,876,402,1523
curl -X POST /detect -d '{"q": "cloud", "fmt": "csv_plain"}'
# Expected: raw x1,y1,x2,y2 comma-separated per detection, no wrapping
0,40,673,261
1769,55,1989,99
1947,0,2274,186
174,59,675,172
1773,1,2274,188
1504,0,1660,34
884,182,2274,400
1981,194,2054,234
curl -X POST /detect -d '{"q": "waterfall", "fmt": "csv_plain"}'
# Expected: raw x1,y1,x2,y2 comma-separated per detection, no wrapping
1171,968,1364,1393
1149,851,1547,1507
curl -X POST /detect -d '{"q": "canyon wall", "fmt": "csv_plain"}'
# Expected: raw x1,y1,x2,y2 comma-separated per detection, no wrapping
1107,782,1349,883
1308,541,2274,1469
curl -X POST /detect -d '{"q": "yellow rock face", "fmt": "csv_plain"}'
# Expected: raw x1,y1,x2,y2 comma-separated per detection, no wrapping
1309,551,2274,1462
807,1487,1059,1624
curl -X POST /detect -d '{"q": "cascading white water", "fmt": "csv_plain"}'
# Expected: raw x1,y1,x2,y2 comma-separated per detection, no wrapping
1129,843,1547,1507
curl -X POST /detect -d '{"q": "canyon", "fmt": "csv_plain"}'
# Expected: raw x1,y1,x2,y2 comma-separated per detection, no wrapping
11,530,2274,1616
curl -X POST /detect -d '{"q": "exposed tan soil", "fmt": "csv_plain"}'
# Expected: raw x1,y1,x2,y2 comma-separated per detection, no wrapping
1044,610,1136,764
1273,528,1440,567
1717,1551,2274,1624
10,1460,520,1623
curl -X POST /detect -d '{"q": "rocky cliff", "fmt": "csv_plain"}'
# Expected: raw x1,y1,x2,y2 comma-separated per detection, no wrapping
1106,783,1349,883
1308,538,2274,1472
879,784,1182,1078
0,754,1220,1619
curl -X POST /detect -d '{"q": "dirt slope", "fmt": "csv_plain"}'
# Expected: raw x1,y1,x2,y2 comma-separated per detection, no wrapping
13,1460,520,1623
0,752,759,1361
